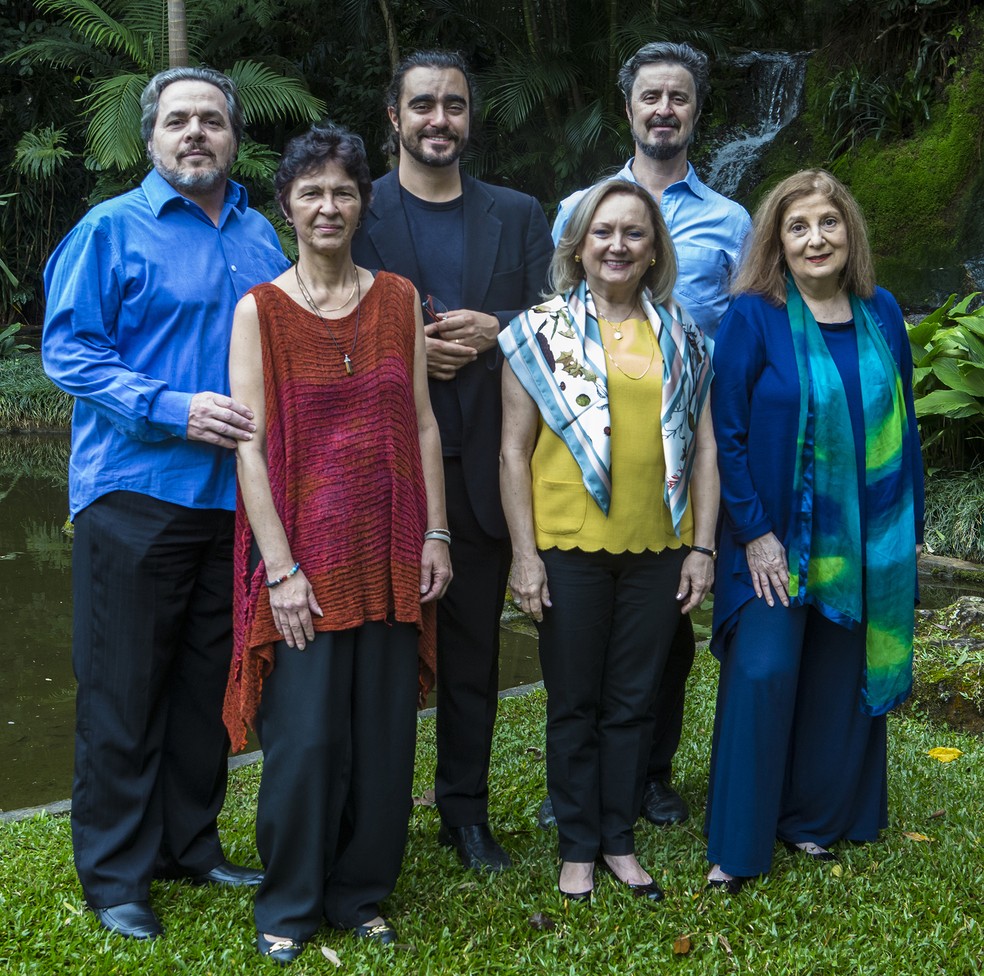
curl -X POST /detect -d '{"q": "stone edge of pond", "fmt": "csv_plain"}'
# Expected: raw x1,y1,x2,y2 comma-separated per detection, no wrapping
0,680,546,825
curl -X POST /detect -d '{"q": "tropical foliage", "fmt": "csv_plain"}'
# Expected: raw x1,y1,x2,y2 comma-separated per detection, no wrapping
908,293,984,470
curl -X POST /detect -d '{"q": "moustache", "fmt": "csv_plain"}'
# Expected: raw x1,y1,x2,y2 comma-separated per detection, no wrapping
648,116,680,131
420,128,458,141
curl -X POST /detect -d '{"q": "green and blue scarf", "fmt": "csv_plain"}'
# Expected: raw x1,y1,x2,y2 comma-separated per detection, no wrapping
786,278,916,716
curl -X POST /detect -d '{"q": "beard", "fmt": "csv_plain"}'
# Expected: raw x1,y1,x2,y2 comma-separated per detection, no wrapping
150,146,231,193
399,128,467,168
634,115,690,162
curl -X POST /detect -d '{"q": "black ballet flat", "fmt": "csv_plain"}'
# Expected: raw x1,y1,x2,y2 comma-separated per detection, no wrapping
706,876,747,895
783,840,838,862
352,918,398,945
256,932,304,965
558,864,593,903
597,857,665,902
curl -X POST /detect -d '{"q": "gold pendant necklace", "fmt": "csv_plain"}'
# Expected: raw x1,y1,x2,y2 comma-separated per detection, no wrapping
295,264,361,375
600,318,656,380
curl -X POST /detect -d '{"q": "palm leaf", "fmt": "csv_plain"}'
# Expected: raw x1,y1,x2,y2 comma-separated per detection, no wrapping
35,0,156,72
13,127,75,180
226,61,325,128
231,138,280,185
483,58,580,129
83,72,149,169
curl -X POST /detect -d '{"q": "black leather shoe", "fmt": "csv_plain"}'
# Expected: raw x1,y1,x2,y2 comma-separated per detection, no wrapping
438,823,512,872
191,860,265,886
93,901,163,940
257,932,304,964
537,795,557,830
558,866,593,903
706,876,747,895
597,857,665,902
353,919,398,945
783,840,838,862
640,779,689,826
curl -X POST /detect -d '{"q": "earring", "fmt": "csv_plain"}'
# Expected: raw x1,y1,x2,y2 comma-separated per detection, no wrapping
284,215,294,226
574,254,581,263
650,257,656,266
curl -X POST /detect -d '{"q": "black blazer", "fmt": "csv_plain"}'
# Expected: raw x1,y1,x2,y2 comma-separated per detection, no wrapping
352,170,553,538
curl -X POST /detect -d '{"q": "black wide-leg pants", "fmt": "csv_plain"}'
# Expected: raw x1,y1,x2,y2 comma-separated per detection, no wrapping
71,491,232,908
253,620,419,939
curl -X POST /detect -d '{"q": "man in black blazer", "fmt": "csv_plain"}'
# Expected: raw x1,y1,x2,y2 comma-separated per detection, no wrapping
352,50,552,872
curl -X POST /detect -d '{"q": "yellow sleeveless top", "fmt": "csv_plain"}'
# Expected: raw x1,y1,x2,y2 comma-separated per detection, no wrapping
530,318,693,553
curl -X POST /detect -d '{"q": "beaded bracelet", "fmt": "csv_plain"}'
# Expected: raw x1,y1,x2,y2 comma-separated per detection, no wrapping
424,529,452,545
690,545,717,560
266,562,301,587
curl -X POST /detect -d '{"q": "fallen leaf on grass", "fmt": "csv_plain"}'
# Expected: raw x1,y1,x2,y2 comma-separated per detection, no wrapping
529,912,556,930
929,809,946,819
319,946,342,967
832,863,843,877
63,900,83,915
718,934,733,955
927,747,963,763
673,934,692,955
412,787,436,806
525,747,544,761
902,831,933,843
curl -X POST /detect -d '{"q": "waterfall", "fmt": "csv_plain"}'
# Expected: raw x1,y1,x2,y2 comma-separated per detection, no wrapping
704,52,809,198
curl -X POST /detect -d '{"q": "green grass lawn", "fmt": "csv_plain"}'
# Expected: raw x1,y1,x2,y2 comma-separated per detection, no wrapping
1,652,980,975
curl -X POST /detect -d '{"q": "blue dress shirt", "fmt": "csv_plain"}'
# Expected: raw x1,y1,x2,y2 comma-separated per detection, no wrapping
552,159,751,337
43,169,290,517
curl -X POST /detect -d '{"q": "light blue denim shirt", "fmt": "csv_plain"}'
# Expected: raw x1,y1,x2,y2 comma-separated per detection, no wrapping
553,159,751,338
43,169,290,517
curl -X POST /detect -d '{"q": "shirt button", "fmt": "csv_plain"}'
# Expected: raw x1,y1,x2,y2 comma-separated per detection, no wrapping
230,265,238,272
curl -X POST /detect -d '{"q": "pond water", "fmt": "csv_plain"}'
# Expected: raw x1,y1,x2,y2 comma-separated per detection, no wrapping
0,435,973,812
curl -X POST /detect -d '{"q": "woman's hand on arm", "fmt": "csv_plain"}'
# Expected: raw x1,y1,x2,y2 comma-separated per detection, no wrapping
230,293,323,649
745,531,789,608
412,294,454,602
500,362,551,622
677,403,719,614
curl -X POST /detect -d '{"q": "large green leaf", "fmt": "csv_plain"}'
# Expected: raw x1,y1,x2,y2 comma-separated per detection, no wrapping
906,294,957,347
35,0,155,72
915,389,984,420
930,358,984,397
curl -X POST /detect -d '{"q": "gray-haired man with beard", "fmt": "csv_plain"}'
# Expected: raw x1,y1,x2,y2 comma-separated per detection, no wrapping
550,42,751,829
43,66,289,940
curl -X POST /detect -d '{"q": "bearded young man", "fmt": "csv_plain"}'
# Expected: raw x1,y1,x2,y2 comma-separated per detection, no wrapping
43,66,289,940
353,50,553,873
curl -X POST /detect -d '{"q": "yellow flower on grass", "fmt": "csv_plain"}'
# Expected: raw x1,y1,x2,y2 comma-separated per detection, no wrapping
927,747,963,763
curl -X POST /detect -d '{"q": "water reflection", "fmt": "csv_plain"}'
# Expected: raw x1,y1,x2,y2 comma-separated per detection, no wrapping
0,435,74,811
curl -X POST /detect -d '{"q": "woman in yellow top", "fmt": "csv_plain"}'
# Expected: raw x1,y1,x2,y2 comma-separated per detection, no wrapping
499,179,717,903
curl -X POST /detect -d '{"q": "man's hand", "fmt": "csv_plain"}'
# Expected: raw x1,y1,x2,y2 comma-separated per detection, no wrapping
422,308,501,380
424,322,478,380
186,392,256,449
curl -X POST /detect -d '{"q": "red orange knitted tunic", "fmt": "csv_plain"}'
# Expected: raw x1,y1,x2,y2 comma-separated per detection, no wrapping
223,272,436,750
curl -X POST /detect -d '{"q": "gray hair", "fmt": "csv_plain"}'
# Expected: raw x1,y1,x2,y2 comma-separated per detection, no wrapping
140,66,244,146
617,42,710,115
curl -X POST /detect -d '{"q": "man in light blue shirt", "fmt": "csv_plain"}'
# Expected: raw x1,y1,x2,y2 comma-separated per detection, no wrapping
43,66,289,941
545,43,751,831
553,44,751,340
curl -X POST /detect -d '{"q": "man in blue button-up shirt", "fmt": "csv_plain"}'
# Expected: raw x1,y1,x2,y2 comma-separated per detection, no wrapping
42,66,289,941
547,43,752,834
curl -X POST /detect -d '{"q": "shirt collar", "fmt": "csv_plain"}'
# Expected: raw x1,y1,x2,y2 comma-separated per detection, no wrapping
142,167,249,218
624,157,705,200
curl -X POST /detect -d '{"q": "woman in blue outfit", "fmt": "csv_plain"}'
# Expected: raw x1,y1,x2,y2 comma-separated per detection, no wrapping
705,169,924,892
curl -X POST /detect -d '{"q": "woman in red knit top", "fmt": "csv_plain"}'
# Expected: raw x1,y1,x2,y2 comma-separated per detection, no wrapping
223,122,451,964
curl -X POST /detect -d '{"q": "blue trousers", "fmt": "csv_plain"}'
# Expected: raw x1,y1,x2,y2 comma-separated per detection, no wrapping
705,598,888,878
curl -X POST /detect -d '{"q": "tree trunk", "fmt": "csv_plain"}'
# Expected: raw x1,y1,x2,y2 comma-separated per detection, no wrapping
168,0,188,68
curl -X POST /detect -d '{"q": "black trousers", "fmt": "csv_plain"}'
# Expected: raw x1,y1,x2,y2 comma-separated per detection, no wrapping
537,546,685,861
253,621,419,938
71,491,232,908
646,614,695,782
434,458,512,827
